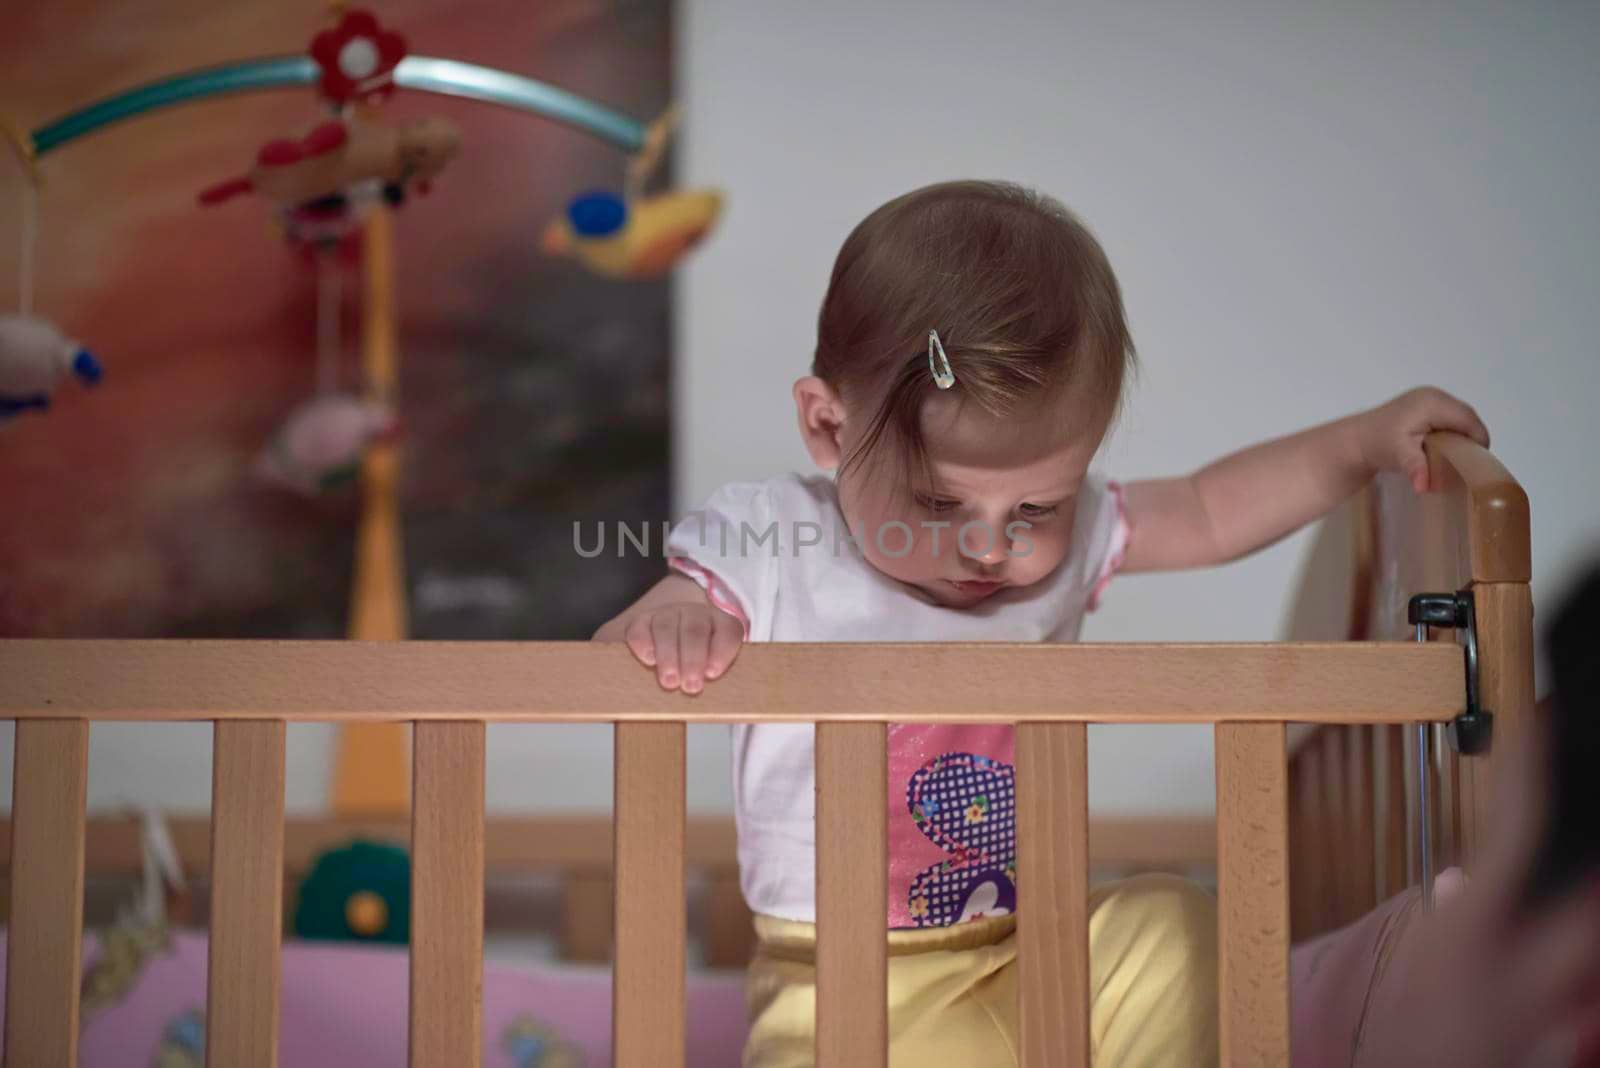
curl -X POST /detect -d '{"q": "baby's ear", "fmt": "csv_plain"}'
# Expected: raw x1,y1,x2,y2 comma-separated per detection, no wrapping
793,376,847,470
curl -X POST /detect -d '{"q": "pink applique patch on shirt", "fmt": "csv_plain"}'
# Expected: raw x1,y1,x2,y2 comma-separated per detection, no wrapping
886,724,1016,928
1088,479,1132,612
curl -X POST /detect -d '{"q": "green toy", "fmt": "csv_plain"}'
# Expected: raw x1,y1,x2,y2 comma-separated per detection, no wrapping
293,839,410,944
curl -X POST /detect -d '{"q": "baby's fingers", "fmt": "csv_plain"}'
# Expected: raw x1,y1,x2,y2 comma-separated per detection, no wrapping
1403,442,1431,494
1418,388,1491,447
623,612,658,668
649,610,683,689
705,611,745,681
1439,398,1491,448
676,610,714,694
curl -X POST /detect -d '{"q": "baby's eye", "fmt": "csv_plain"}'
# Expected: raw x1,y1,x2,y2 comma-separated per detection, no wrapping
915,494,961,514
1018,503,1058,519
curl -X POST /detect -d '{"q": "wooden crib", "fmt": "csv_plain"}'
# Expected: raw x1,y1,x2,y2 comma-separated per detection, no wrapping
0,811,1216,972
0,431,1534,1067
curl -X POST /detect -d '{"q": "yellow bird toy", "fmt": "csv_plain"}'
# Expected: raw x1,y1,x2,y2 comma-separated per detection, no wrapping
540,107,723,279
541,187,723,279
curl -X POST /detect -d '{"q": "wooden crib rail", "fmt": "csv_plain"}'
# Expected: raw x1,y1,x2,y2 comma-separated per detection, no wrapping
2,640,1464,1068
0,640,1463,723
1364,432,1530,642
1284,433,1534,939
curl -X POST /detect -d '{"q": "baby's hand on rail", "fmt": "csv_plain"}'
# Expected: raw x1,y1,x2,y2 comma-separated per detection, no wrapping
622,602,745,695
1358,387,1491,493
593,573,747,694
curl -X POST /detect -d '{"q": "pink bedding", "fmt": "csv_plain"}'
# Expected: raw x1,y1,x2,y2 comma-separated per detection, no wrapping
0,929,748,1067
2,892,1429,1066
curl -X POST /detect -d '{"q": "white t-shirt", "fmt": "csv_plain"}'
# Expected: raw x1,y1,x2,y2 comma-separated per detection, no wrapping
665,471,1130,926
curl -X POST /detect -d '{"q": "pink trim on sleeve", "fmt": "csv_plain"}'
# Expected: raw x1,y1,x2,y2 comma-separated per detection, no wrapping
667,555,750,639
1087,480,1132,613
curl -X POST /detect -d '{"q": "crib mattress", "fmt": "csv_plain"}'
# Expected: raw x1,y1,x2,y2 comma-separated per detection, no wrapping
0,928,748,1067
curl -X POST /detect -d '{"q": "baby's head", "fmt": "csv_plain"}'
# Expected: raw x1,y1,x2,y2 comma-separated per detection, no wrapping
794,180,1135,607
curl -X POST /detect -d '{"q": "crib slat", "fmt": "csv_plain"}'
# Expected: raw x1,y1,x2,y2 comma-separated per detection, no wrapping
1322,729,1347,928
816,722,887,1067
1288,753,1309,939
1323,730,1349,925
5,719,88,1067
1216,723,1290,1066
614,722,686,1068
1321,729,1349,927
561,873,614,963
1378,724,1408,898
410,721,486,1068
703,872,757,968
1438,725,1461,870
1301,733,1325,934
207,720,286,1068
1017,723,1090,1068
1346,726,1376,917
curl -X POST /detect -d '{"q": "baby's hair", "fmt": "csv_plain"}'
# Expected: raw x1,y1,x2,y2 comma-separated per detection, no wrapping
813,180,1136,498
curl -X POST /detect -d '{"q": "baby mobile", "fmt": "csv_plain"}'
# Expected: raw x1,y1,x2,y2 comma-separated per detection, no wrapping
541,105,724,281
202,10,449,495
3,6,723,497
0,129,102,423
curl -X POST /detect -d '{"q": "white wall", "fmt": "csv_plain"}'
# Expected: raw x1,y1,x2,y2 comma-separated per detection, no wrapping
674,0,1600,813
5,1,1596,817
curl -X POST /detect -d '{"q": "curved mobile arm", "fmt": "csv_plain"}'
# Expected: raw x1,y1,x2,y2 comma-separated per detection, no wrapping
30,54,646,158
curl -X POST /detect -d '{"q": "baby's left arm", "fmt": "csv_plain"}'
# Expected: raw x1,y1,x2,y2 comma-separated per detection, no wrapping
1118,387,1490,572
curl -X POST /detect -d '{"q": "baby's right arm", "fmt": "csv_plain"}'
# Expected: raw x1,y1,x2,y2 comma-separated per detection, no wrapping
591,573,745,694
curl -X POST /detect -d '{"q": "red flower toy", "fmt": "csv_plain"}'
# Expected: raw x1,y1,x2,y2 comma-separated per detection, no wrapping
310,10,408,106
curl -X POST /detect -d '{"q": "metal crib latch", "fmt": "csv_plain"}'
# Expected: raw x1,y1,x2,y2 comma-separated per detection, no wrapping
1407,591,1494,756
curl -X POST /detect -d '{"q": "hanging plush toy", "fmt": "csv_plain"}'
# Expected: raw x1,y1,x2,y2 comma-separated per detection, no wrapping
196,9,454,249
541,107,724,280
541,187,723,280
198,116,460,246
0,314,102,420
4,104,99,424
255,393,399,496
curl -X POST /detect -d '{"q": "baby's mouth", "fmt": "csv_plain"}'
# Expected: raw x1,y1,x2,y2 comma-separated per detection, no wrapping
946,578,1005,597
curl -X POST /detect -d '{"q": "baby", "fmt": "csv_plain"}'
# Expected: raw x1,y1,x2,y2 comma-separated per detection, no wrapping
594,180,1491,1067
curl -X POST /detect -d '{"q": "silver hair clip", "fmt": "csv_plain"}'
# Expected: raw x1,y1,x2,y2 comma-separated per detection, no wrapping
928,329,955,389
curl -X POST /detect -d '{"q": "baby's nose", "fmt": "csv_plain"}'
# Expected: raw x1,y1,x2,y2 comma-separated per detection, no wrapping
965,531,1008,567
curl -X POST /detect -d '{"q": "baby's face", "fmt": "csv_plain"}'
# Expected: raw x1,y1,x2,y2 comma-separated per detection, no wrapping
836,391,1110,609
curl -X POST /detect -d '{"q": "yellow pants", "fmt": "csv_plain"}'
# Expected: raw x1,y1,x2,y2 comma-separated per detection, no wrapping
745,874,1219,1068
